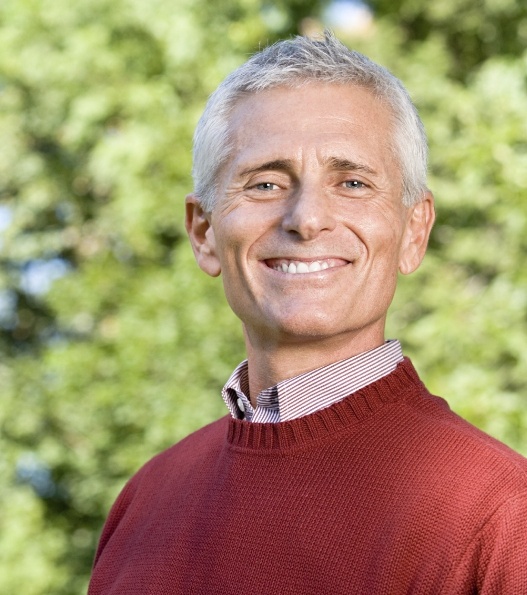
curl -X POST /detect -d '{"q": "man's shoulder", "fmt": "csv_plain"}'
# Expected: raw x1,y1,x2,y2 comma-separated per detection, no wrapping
130,415,230,488
153,413,228,461
414,389,525,462
91,415,230,570
400,381,527,499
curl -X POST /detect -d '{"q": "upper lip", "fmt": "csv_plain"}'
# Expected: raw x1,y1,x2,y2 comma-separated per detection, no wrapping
264,257,350,265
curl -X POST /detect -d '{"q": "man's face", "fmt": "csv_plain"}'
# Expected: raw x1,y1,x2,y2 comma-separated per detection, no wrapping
186,84,434,353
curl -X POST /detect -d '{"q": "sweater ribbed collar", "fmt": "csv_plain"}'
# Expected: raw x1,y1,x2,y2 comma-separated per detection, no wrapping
227,358,426,451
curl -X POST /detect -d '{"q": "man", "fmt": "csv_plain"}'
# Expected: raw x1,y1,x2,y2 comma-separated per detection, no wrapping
89,33,527,594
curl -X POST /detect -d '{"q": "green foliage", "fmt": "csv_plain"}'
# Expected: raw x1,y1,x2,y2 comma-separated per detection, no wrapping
1,0,527,592
368,0,527,79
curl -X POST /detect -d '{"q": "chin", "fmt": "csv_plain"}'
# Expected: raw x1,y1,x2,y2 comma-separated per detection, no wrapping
268,314,348,343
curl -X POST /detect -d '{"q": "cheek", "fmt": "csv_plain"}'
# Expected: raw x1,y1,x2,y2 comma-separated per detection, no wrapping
375,212,408,255
216,209,275,261
357,219,405,263
212,225,249,286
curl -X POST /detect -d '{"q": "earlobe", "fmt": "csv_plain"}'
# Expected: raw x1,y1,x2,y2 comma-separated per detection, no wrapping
185,194,222,277
398,191,435,275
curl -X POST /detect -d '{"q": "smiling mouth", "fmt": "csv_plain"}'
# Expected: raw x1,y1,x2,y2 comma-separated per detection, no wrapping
265,258,348,274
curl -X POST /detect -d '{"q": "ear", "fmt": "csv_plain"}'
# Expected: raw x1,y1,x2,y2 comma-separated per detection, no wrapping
185,194,221,277
398,191,435,275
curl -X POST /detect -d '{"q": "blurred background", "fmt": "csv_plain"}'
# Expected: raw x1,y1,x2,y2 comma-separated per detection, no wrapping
1,0,527,592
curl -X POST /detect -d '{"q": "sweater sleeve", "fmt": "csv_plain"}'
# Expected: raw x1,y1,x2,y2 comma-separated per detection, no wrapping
91,476,137,569
447,490,527,594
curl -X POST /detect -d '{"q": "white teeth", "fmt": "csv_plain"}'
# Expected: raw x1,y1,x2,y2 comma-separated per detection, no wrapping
272,260,333,274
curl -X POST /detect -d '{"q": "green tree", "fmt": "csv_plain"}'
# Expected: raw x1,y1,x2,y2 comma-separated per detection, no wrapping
369,0,527,79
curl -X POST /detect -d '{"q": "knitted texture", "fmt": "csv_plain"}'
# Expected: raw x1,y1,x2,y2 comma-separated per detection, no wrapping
89,359,527,594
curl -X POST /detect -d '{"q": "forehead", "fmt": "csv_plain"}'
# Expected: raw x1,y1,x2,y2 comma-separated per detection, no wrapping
224,83,398,176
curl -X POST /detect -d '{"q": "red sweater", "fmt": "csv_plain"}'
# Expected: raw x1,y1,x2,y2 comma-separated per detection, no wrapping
89,359,527,594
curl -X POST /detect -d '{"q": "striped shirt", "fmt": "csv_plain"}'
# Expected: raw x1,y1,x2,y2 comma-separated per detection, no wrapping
222,340,403,423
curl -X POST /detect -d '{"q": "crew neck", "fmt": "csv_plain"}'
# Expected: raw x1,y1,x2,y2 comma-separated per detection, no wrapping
227,358,425,451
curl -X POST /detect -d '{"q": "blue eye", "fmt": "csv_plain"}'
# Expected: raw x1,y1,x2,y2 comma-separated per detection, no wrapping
255,182,278,191
343,180,365,189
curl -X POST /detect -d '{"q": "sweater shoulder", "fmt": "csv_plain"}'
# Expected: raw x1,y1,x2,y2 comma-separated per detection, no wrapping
92,415,229,566
402,386,527,493
134,414,229,483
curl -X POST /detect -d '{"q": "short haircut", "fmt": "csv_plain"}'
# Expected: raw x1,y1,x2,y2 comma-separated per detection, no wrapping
192,32,429,210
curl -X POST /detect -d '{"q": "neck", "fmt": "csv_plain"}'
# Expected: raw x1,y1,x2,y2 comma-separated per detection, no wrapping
243,326,386,406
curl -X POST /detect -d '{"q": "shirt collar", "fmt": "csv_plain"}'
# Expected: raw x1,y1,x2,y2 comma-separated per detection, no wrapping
222,340,404,423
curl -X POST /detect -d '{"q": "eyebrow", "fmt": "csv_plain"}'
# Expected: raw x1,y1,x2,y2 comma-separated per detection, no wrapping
324,157,376,175
238,157,377,178
239,159,295,177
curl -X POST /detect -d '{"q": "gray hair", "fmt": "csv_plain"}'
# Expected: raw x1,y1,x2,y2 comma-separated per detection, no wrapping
192,32,428,210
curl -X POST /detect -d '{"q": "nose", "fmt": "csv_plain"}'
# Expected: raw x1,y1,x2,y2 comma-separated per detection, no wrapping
281,184,336,240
